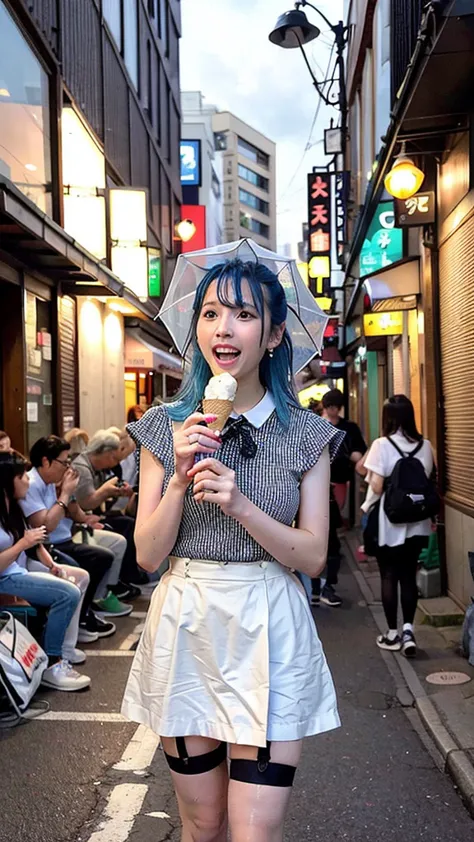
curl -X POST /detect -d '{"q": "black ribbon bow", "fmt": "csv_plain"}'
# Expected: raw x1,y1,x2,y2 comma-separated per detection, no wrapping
220,417,257,458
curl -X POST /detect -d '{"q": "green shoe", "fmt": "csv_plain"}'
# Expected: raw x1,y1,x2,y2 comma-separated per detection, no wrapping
92,592,133,617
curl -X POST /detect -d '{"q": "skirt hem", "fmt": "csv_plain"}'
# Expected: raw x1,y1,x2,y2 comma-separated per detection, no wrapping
122,701,341,746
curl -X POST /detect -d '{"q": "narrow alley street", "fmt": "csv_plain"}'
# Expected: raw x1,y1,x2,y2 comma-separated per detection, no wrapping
1,560,473,842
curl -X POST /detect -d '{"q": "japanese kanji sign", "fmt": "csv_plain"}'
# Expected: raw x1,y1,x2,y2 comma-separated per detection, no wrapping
307,170,332,296
394,191,435,226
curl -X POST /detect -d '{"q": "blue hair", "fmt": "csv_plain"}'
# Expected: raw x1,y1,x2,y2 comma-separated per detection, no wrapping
166,259,299,428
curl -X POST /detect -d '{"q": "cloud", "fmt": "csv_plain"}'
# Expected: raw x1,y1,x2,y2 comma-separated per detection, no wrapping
180,0,344,247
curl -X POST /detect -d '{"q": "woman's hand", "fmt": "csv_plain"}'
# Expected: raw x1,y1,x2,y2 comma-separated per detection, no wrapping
173,414,222,487
187,458,246,518
20,526,48,550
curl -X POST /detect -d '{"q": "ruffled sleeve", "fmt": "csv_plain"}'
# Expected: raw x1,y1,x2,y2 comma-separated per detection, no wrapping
126,405,173,466
300,412,346,473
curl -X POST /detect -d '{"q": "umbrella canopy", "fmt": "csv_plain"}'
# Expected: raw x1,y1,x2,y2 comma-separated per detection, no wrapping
157,238,329,375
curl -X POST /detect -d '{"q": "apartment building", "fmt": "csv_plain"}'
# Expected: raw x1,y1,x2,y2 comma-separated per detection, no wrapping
212,112,277,250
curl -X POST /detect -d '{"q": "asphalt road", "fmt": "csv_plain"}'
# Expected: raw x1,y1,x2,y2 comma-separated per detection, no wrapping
1,563,473,842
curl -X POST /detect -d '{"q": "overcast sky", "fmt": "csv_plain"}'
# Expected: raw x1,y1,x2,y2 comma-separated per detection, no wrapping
180,0,344,250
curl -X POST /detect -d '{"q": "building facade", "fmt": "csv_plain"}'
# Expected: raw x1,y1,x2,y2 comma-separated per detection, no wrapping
212,111,277,251
181,91,224,249
0,0,182,451
343,0,474,607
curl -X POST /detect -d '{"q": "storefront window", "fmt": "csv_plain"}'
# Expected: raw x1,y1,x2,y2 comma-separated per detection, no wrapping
25,291,54,449
0,2,52,215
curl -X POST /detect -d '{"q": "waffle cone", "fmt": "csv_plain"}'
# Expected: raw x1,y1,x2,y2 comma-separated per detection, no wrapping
202,399,234,431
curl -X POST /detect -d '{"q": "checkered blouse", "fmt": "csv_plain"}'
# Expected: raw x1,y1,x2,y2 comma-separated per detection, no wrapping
127,395,344,563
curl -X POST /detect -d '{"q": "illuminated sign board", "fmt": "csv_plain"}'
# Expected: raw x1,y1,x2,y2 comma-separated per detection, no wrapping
180,140,201,186
363,311,403,337
360,201,403,277
307,170,332,296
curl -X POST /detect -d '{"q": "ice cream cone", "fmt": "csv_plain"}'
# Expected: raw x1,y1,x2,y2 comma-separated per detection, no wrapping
202,399,234,431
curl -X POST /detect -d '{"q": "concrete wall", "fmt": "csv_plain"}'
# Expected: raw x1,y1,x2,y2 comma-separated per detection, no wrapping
77,298,125,435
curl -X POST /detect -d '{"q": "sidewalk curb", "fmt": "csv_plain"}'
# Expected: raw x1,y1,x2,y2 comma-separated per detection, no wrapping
343,535,474,818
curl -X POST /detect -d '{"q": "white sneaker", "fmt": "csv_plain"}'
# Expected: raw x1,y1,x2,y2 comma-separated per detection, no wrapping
77,627,99,644
63,648,86,665
41,660,91,691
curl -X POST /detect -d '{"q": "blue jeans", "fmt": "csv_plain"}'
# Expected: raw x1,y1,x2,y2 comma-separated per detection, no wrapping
0,572,81,657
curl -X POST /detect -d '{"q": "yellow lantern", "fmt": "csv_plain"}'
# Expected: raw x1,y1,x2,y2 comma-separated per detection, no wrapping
384,148,425,200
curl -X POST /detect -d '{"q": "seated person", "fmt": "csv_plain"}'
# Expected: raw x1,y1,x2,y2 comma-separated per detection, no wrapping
64,427,89,461
0,451,90,691
20,436,132,635
74,431,146,587
0,430,12,452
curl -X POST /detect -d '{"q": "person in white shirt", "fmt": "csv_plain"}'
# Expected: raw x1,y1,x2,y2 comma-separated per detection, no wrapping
363,395,435,658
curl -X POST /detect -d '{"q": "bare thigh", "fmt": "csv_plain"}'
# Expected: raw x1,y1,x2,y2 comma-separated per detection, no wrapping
161,735,228,842
227,740,303,842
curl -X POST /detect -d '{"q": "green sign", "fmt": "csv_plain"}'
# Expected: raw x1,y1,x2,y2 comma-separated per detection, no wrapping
360,201,403,277
148,250,161,297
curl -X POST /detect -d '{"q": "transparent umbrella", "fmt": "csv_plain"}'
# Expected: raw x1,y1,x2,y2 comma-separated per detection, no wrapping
157,238,328,375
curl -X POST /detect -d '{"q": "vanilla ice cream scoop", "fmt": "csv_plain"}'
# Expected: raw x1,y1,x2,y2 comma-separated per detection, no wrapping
204,373,238,402
202,374,238,432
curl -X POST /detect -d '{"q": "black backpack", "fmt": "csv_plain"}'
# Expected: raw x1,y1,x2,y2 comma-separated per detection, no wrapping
383,437,440,524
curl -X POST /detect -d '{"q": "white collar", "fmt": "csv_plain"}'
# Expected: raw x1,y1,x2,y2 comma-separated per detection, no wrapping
230,391,275,429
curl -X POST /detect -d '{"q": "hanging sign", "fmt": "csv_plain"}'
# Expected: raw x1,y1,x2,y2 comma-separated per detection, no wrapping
307,170,332,297
360,201,403,277
335,171,349,265
395,191,436,226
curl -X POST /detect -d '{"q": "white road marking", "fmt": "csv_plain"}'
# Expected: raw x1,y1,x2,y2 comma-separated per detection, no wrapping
113,724,160,772
130,611,148,619
39,711,127,722
85,783,148,842
119,633,141,650
86,650,135,657
146,811,171,819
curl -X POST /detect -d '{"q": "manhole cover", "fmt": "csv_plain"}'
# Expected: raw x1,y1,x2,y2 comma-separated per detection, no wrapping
426,671,471,686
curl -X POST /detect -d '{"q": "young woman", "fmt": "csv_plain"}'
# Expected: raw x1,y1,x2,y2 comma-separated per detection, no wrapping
122,259,344,842
0,451,90,691
363,395,434,658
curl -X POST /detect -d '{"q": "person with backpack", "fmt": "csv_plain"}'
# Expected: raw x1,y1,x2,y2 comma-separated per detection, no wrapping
363,395,438,658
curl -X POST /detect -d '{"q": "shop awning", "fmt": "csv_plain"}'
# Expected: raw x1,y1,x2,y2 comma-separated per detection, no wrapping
0,175,158,321
125,327,182,376
362,258,420,311
401,3,474,137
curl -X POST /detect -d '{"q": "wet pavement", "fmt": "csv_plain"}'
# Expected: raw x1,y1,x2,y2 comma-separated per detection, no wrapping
1,564,473,842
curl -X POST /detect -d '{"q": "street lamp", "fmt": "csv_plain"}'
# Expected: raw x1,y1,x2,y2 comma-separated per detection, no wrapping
269,1,347,136
384,144,425,200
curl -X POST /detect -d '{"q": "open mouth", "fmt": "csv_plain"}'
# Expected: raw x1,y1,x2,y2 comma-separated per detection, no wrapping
212,346,241,365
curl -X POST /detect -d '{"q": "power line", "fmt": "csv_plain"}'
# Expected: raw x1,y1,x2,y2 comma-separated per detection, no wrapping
277,40,336,202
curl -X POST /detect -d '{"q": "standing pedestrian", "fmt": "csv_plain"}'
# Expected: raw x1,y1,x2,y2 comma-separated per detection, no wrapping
121,258,343,842
312,389,367,607
362,395,436,657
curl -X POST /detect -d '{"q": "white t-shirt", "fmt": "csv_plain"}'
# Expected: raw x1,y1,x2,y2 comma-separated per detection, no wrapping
0,525,27,577
363,432,434,548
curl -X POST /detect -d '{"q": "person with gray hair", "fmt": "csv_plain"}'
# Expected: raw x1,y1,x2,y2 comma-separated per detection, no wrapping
74,428,146,592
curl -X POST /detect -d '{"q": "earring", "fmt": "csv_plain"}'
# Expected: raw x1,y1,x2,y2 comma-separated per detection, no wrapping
268,348,274,359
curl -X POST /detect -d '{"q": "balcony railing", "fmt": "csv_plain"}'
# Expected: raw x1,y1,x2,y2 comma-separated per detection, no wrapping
391,0,424,100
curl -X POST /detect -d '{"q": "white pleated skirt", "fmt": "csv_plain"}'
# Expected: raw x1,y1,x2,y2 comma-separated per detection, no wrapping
121,557,340,747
